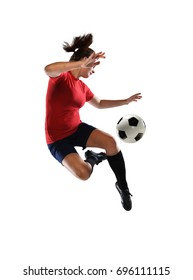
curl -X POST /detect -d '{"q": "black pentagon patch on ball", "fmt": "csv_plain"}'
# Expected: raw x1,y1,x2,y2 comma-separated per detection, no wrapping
128,117,139,126
118,130,127,139
117,117,123,125
135,133,143,141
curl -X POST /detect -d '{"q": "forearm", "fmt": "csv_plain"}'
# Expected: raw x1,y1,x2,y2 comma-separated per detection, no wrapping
99,99,127,109
89,93,142,109
44,61,82,77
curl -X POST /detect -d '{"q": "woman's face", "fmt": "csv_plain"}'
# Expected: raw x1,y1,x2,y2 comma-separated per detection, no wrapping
80,65,95,78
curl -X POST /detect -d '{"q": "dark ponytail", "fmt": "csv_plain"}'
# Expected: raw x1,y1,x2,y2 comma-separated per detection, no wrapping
63,33,94,61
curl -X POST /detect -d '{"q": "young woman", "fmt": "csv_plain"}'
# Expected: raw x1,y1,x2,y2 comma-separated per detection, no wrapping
44,34,142,211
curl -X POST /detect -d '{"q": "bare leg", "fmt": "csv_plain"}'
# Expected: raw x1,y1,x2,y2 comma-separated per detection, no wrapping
61,129,115,180
62,153,92,181
86,129,120,156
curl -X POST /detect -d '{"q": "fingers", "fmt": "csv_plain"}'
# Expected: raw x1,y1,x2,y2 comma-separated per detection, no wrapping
87,52,105,62
132,93,142,99
94,61,100,67
126,93,142,104
82,52,105,68
87,52,105,61
95,52,106,59
133,93,142,96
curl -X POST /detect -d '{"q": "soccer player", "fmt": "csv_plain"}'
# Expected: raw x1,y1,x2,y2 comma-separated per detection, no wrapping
44,33,142,211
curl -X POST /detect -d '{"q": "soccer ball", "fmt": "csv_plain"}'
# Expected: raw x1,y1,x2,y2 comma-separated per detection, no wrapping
116,114,146,143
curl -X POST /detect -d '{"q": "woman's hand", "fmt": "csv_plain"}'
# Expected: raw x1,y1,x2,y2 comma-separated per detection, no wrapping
124,93,142,104
81,52,106,68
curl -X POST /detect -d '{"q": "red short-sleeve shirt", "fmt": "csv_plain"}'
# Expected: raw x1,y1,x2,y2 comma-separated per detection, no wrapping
45,71,94,144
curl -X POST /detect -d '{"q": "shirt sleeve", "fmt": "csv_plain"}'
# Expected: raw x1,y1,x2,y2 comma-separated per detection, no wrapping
86,88,94,101
78,78,94,101
49,72,67,84
81,82,94,101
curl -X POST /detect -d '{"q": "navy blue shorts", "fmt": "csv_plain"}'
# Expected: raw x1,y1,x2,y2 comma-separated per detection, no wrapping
47,122,96,164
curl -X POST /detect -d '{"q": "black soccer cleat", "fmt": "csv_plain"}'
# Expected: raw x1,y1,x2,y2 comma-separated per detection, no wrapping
115,182,133,211
85,150,107,165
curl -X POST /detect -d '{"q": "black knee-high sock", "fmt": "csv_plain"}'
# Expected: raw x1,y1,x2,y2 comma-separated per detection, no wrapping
107,151,128,190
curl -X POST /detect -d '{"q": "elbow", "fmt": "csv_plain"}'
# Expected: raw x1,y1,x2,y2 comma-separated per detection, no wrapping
98,100,104,109
95,102,103,109
44,65,51,76
44,65,59,77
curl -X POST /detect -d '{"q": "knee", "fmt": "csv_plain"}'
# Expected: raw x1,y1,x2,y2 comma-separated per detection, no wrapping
105,135,119,155
75,165,92,181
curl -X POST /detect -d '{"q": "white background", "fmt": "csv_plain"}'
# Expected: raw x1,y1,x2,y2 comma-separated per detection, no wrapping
1,0,193,279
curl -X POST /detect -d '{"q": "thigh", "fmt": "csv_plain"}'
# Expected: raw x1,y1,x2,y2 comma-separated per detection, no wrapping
86,129,120,156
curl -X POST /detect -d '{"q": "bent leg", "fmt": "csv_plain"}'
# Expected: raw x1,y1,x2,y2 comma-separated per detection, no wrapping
85,128,132,210
86,129,120,156
86,128,129,190
62,153,92,181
